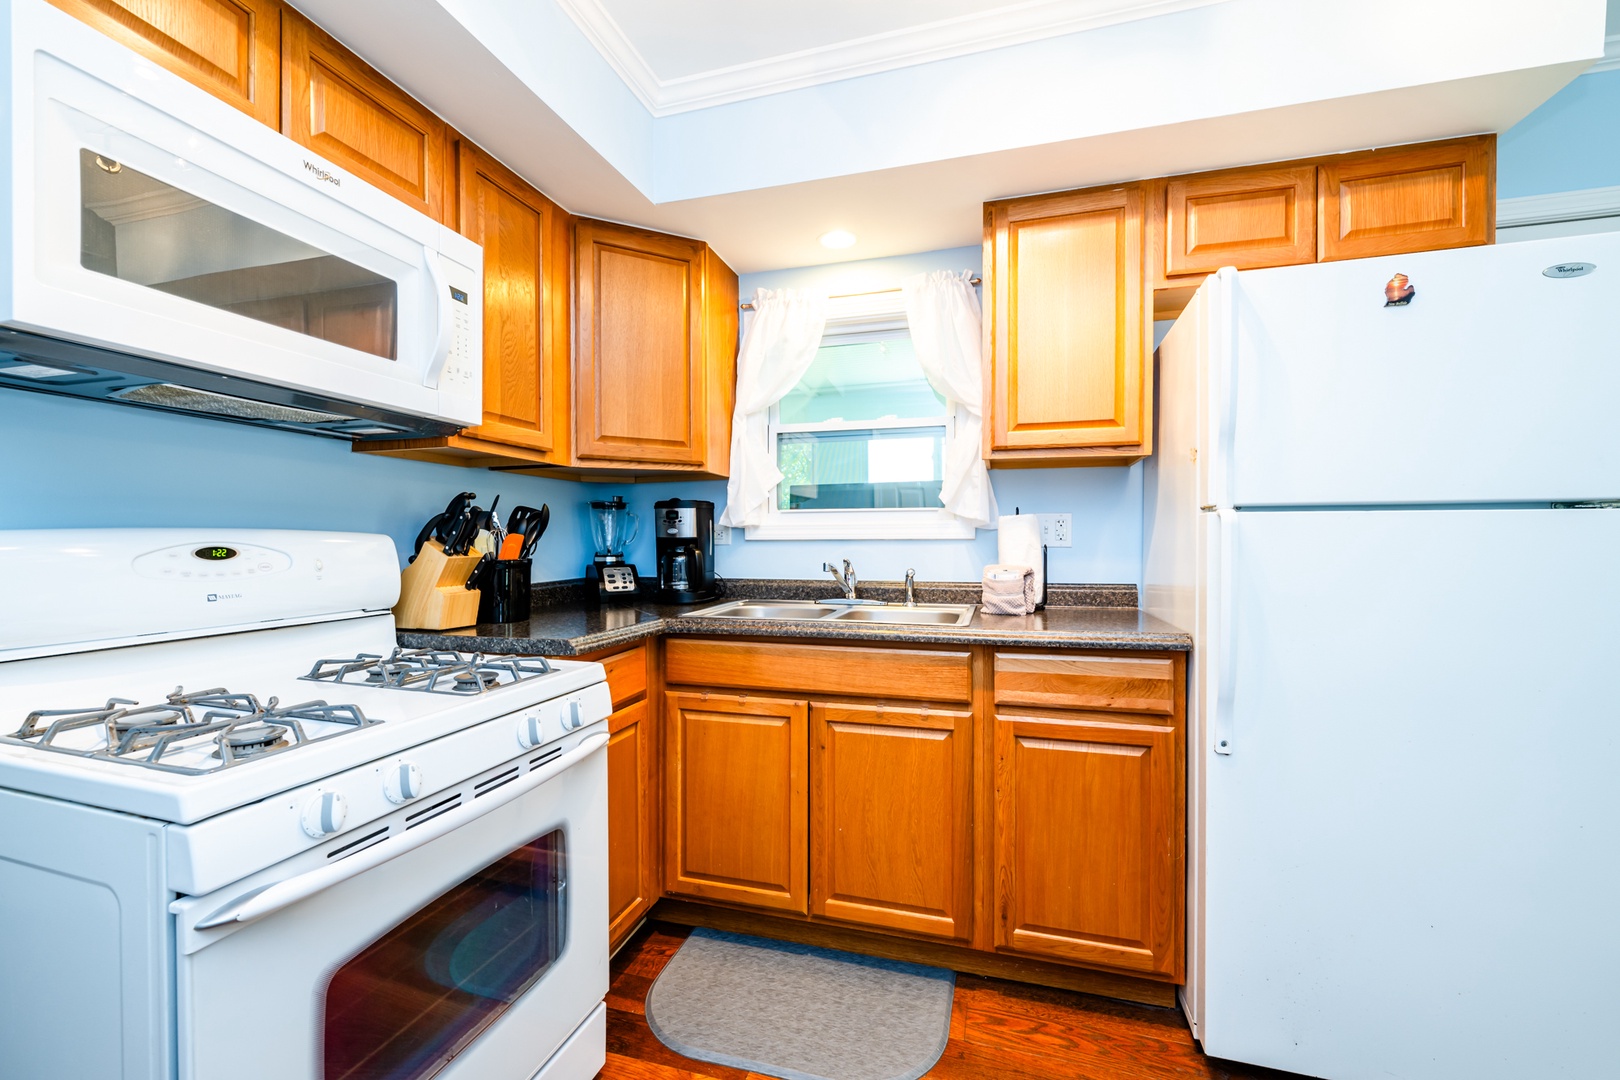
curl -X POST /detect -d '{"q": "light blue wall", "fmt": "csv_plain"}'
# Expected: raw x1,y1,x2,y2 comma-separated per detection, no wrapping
0,390,596,577
1499,68,1620,197
587,245,1145,586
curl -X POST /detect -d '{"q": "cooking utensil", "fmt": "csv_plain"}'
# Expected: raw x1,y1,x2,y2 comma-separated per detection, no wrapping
522,504,549,561
409,491,476,563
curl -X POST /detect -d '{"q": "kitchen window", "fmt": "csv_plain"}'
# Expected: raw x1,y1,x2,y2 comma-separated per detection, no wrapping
748,293,976,540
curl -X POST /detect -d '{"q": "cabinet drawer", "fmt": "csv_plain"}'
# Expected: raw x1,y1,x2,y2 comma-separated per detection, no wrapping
994,653,1176,714
665,639,972,703
599,646,648,710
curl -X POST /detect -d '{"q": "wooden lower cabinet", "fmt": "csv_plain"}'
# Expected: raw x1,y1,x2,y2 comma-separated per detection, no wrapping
655,639,1187,993
607,698,655,949
992,709,1184,979
664,691,808,913
810,702,972,940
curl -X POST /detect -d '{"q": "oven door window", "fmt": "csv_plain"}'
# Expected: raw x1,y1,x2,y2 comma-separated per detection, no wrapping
323,829,567,1080
78,149,399,360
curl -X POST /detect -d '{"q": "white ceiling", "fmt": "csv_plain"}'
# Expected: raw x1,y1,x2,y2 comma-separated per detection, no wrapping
293,0,1606,273
556,0,1232,114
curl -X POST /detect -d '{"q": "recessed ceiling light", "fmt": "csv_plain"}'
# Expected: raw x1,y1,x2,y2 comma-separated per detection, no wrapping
819,229,856,249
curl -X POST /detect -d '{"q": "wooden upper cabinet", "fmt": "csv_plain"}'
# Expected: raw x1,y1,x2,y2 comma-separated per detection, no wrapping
574,220,737,470
1318,135,1495,262
984,184,1148,463
455,142,569,458
48,0,280,126
280,8,452,222
664,691,808,913
1164,165,1316,277
811,702,974,940
993,709,1184,979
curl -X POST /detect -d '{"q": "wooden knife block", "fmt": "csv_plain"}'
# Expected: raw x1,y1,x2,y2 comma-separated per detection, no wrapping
395,540,483,630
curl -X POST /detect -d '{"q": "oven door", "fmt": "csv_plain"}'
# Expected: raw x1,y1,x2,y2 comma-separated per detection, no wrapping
169,738,607,1080
4,4,481,427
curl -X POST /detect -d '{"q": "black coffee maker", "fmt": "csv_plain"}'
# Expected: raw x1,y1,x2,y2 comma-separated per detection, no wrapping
652,498,719,604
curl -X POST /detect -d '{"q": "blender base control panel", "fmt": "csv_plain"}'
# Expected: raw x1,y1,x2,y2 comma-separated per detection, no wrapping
599,566,637,593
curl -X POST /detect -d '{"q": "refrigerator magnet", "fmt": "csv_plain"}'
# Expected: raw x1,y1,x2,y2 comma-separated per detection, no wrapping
1383,273,1415,306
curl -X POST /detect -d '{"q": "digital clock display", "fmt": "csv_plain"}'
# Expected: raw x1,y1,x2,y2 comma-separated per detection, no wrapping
194,546,238,561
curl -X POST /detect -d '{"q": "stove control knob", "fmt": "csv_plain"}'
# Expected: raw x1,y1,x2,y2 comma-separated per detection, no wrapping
383,762,423,805
517,711,546,750
565,699,585,730
301,790,348,839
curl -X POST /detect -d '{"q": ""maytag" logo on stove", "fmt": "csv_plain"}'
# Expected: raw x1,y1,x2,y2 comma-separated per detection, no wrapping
206,592,244,602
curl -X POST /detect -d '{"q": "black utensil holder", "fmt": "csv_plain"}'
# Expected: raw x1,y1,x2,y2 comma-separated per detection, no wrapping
476,559,532,623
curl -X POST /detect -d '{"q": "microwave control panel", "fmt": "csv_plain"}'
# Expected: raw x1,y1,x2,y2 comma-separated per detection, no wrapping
132,543,292,581
438,254,479,392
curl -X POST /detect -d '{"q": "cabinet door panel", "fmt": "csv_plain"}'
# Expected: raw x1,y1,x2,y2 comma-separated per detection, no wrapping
48,0,280,126
574,222,704,465
811,703,972,939
994,711,1183,977
988,185,1144,451
607,698,654,949
281,10,450,222
1319,136,1494,261
1165,166,1316,276
457,142,568,456
665,692,808,912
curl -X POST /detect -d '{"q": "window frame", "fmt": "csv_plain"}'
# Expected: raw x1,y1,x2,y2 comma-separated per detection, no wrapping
743,292,976,541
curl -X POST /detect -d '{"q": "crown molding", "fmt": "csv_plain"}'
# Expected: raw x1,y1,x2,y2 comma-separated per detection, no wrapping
1586,33,1620,74
555,0,1232,117
1498,184,1620,228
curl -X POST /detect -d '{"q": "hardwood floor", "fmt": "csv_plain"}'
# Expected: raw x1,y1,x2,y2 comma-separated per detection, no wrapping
595,922,1310,1080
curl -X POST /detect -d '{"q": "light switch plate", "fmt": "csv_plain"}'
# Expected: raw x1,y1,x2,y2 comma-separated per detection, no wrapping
1037,513,1072,547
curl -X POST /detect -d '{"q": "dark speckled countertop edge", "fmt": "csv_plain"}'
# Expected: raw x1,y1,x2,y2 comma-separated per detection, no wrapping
398,577,1190,656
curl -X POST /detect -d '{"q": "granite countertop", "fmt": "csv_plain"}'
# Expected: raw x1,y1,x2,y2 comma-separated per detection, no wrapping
397,578,1191,656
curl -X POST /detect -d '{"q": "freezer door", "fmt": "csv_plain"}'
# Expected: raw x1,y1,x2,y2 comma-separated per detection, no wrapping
1223,232,1620,506
1201,506,1620,1079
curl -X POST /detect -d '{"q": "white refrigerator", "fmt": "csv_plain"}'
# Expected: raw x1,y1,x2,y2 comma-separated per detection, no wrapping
1144,232,1620,1080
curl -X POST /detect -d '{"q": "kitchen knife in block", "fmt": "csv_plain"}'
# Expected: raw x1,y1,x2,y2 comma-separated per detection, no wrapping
394,540,482,629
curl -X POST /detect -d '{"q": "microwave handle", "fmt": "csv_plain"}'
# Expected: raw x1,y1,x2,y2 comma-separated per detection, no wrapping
422,248,456,388
181,732,608,931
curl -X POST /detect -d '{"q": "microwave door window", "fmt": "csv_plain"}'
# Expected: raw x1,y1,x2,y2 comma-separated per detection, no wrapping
323,828,568,1080
78,149,399,361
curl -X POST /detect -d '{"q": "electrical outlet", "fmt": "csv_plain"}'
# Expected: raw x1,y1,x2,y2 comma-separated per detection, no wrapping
1038,513,1073,548
713,523,731,546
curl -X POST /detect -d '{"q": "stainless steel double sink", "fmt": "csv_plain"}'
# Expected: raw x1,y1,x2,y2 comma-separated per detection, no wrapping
681,599,975,627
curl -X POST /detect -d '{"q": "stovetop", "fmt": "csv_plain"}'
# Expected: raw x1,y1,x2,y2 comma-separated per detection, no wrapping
0,618,608,823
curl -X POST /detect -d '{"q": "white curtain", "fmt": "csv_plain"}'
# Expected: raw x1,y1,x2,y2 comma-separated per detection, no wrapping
720,288,828,529
902,270,998,529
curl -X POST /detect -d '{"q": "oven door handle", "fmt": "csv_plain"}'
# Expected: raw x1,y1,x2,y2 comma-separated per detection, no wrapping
181,732,608,931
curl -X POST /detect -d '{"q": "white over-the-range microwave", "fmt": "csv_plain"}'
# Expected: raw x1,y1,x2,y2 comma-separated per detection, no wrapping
0,0,482,439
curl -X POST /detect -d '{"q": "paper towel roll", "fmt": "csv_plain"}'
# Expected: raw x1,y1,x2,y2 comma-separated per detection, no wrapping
997,514,1044,605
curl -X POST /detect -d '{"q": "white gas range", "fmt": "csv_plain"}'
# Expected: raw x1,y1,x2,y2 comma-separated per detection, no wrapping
0,530,611,1080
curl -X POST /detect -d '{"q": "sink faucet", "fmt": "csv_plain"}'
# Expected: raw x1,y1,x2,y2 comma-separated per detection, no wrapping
904,569,917,607
823,559,858,599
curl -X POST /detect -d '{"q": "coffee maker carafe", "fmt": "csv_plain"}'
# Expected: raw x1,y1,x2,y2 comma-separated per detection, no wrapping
585,495,640,603
653,498,718,604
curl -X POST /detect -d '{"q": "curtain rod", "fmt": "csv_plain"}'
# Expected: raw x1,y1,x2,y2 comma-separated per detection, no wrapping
739,277,981,311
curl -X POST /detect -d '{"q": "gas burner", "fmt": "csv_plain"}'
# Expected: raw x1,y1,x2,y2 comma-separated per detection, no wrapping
3,687,380,774
302,648,554,695
453,670,499,692
216,721,290,758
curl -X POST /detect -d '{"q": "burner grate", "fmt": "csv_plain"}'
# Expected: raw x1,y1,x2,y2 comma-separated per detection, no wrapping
301,648,554,694
3,686,380,774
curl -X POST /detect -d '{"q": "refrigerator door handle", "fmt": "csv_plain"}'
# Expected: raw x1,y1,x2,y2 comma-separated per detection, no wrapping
1215,269,1241,508
1214,507,1236,755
